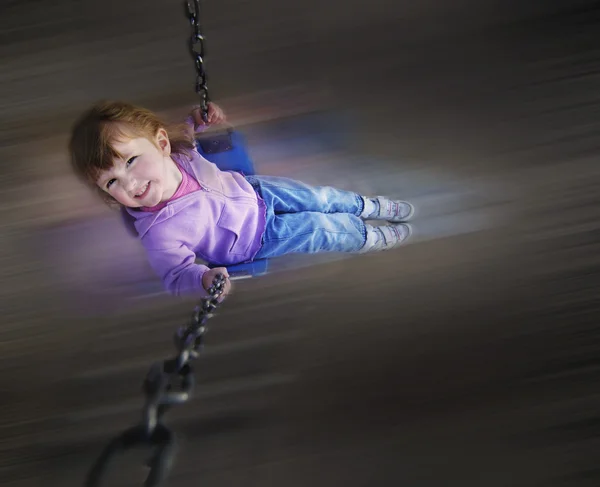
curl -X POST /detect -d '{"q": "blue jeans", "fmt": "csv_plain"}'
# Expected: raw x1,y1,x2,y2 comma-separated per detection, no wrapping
245,175,367,259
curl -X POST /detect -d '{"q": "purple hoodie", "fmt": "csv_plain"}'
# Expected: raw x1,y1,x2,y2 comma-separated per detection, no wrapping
126,149,266,297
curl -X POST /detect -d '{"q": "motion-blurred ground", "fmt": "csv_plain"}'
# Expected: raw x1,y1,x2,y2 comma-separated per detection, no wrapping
2,1,600,486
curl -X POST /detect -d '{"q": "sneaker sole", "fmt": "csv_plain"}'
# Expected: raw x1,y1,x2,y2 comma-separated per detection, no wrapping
400,223,413,243
402,202,416,222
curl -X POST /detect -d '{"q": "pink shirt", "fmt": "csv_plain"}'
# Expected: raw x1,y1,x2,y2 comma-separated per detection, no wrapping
141,163,200,212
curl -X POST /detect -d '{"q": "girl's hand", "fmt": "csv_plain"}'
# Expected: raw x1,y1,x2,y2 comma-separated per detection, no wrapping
202,267,231,301
192,102,227,126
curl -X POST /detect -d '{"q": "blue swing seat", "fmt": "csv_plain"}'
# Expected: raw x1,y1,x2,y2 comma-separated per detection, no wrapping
195,129,255,176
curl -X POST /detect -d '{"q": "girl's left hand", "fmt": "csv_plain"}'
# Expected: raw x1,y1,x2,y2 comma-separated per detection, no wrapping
201,267,231,302
192,102,227,126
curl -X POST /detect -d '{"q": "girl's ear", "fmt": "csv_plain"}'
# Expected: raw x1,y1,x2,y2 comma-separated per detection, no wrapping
155,128,171,156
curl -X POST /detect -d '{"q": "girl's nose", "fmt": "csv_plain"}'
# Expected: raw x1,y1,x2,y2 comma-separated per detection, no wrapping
124,177,137,193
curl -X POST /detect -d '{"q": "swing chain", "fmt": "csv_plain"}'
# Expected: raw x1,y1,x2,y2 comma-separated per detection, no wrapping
186,0,210,123
142,274,226,436
85,275,226,487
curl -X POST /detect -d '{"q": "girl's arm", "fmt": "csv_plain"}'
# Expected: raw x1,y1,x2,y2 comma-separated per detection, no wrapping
145,244,212,297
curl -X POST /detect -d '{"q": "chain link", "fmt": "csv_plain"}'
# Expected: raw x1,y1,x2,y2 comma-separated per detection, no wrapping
186,0,210,122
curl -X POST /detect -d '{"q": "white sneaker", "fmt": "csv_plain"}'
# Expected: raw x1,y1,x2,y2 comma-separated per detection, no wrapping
364,196,415,222
360,223,412,253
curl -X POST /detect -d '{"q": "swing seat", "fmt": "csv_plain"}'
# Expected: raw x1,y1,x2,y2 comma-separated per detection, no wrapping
209,258,268,280
195,129,255,176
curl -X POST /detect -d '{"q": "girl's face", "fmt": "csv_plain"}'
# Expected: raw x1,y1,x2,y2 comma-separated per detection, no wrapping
96,128,181,208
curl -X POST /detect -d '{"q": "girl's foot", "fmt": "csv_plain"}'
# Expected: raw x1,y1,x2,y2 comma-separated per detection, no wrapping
361,196,415,222
360,223,412,252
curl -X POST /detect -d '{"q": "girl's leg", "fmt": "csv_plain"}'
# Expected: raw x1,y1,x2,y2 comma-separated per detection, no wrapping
254,211,367,259
246,175,414,222
246,175,364,216
245,174,413,260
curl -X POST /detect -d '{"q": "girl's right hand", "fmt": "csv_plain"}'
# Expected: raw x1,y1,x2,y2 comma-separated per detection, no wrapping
192,102,227,127
202,267,231,301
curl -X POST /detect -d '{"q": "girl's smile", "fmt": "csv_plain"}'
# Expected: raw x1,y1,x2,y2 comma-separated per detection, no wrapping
134,182,151,199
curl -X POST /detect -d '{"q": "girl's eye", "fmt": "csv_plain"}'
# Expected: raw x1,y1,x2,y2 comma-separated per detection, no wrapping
106,178,116,189
126,156,137,167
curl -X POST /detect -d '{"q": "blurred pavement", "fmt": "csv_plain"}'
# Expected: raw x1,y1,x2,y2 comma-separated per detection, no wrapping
1,1,600,486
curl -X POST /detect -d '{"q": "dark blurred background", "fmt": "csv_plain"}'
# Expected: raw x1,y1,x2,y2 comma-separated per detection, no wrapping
2,1,600,486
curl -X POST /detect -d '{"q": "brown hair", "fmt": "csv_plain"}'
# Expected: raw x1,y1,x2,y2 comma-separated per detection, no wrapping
69,100,195,205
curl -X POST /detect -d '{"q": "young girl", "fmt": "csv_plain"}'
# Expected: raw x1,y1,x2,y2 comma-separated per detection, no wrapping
69,101,414,299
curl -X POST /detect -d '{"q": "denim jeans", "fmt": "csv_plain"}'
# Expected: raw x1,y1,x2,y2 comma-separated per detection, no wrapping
245,175,367,259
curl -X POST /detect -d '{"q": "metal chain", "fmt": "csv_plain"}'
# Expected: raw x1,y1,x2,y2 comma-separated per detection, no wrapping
86,275,226,487
186,0,210,122
142,275,225,436
86,4,220,484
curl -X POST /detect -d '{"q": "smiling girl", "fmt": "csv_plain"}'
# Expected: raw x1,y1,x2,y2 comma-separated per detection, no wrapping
69,100,414,299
